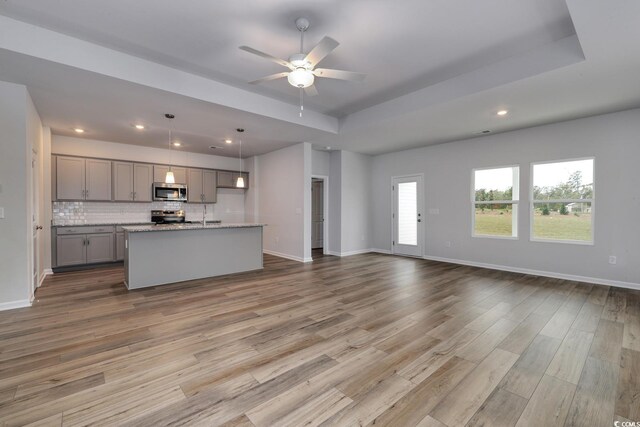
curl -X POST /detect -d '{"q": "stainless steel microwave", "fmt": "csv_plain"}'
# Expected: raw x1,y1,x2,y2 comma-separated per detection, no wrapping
152,182,187,202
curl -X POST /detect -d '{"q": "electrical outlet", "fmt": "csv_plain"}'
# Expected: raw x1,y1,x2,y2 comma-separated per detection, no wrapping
0,207,4,219
275,236,279,245
445,241,451,247
609,255,617,265
428,208,440,215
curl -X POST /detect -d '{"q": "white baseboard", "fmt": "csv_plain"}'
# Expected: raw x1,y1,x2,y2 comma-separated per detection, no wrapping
370,248,392,255
38,268,53,288
422,255,640,291
0,299,32,311
263,249,312,263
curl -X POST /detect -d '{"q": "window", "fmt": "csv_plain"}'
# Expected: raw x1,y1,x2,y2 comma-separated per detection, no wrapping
472,166,519,238
531,158,594,243
397,181,418,245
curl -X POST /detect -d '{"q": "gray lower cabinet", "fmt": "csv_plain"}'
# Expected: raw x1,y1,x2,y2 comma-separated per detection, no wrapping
54,226,116,267
116,232,125,261
56,235,86,266
86,233,114,263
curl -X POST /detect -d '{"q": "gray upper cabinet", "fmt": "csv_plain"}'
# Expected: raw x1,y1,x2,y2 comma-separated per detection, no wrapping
113,162,153,202
133,164,153,202
188,168,204,202
55,156,111,201
217,170,248,189
187,168,217,203
85,159,112,201
113,161,134,201
217,171,234,188
154,165,187,184
56,156,85,200
203,170,217,203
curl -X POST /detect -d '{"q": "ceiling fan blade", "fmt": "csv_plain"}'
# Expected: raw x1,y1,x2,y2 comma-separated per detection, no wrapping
239,46,293,69
304,36,339,67
304,85,319,96
248,72,289,85
313,68,366,82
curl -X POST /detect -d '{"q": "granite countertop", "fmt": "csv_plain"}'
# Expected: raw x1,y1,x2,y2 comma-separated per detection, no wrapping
52,222,155,227
122,223,266,232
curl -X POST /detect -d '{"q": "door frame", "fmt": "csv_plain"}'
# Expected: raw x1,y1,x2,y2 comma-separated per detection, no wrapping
311,175,329,256
391,173,425,257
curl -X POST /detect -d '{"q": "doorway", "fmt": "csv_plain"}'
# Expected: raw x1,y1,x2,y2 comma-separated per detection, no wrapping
31,151,40,296
311,176,328,259
392,174,424,257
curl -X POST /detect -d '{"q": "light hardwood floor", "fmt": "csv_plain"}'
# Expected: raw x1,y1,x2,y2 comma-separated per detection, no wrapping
0,253,638,426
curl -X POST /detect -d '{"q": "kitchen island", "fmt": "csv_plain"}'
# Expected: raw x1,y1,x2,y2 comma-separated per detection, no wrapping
122,223,265,289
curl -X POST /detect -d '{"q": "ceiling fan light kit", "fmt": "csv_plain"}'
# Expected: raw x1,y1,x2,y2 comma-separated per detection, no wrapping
240,17,366,117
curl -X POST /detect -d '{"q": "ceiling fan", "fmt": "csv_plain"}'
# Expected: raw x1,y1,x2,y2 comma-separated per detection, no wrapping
239,17,366,116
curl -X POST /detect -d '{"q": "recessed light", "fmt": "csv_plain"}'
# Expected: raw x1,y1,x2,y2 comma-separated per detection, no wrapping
497,110,508,116
134,124,145,130
225,139,232,144
73,128,85,133
326,146,331,150
173,141,181,147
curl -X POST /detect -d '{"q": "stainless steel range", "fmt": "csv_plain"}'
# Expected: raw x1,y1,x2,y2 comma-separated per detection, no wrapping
151,210,221,225
151,210,191,224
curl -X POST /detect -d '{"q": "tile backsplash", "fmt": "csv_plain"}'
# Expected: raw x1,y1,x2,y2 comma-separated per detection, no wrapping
52,190,245,225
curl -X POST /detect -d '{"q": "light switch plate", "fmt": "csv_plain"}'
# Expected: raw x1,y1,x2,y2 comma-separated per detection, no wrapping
0,207,4,219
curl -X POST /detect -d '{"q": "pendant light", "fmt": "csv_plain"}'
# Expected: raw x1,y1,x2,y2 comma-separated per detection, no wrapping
236,128,245,188
165,114,175,184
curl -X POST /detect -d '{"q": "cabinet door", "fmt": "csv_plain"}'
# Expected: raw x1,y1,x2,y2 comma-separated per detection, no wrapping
56,235,86,266
86,233,114,264
153,165,187,184
86,159,112,201
217,171,234,188
56,156,85,200
113,161,134,201
115,232,125,261
133,163,153,202
188,168,204,203
203,170,217,203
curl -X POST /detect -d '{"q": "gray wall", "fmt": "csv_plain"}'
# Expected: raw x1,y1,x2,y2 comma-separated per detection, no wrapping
312,149,330,176
340,151,373,254
371,108,640,287
256,142,308,261
0,82,35,308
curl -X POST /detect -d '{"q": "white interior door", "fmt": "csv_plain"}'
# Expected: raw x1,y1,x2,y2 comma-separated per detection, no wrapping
311,180,324,249
393,175,423,257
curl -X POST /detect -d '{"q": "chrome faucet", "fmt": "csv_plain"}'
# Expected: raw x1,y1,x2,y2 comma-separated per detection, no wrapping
203,205,207,226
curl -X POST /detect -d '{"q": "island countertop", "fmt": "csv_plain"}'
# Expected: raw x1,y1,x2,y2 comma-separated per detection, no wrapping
122,223,266,233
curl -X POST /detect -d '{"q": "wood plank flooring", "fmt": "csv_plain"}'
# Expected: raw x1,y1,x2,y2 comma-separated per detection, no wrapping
0,253,638,426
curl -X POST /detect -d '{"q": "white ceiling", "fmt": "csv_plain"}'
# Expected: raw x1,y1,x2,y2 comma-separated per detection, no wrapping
0,0,639,157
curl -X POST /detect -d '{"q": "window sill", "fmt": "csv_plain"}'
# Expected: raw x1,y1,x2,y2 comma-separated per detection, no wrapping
530,238,594,246
472,234,518,240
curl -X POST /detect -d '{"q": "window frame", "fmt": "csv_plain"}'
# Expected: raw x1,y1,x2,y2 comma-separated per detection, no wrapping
471,165,520,240
529,157,595,245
